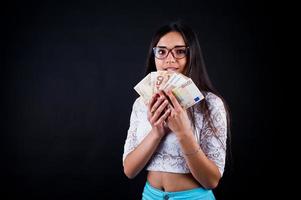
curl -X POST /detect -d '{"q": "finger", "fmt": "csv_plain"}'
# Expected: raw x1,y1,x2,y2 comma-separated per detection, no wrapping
150,95,166,113
166,90,182,111
150,99,169,122
154,108,171,126
153,99,169,118
161,90,174,108
148,93,160,112
167,103,176,114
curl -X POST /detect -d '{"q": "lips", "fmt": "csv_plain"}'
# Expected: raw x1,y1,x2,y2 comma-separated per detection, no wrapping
164,67,179,71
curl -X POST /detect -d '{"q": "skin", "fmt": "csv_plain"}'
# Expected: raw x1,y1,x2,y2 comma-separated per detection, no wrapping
154,31,187,73
123,31,221,191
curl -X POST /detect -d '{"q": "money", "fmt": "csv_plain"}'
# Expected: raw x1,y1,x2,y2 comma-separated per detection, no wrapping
133,73,153,104
134,71,204,109
152,70,174,94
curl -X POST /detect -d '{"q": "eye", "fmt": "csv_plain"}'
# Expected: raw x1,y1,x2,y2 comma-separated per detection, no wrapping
175,49,186,55
157,49,167,55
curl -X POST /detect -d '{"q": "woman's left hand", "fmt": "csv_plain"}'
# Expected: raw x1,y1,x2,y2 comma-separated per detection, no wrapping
165,90,193,137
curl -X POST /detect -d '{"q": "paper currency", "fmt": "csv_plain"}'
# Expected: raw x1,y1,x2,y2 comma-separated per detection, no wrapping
134,71,204,109
172,79,203,109
150,71,173,94
133,73,152,104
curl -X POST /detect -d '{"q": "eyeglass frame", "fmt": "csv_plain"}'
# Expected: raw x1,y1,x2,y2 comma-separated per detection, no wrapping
152,46,189,60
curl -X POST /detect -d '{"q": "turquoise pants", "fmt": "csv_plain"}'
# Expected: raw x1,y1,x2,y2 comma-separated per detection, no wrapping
142,181,216,200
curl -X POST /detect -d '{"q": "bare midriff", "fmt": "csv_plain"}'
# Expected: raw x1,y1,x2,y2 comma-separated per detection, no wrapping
147,171,201,192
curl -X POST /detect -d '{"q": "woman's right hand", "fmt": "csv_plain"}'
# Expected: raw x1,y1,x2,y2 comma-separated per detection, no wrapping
147,91,171,139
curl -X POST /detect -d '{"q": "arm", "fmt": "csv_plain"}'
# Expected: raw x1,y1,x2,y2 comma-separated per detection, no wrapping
123,129,162,179
123,92,171,179
178,132,221,189
166,91,226,189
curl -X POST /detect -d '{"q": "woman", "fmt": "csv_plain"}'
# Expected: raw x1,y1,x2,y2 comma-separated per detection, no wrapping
123,21,230,200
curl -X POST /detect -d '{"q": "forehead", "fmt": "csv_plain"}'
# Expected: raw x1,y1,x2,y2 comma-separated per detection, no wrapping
157,31,186,47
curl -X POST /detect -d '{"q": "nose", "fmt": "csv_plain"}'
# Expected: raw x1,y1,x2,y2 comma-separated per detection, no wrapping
165,51,176,63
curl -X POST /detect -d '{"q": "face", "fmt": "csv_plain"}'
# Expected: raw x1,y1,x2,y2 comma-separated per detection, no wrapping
154,31,188,74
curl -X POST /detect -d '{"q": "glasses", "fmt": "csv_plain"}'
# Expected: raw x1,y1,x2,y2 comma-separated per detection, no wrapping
153,46,189,60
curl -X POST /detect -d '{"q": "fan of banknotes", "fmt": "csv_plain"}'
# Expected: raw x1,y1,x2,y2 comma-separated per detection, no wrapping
134,70,204,109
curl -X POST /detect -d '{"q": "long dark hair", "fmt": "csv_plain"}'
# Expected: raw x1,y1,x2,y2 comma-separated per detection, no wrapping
145,21,231,151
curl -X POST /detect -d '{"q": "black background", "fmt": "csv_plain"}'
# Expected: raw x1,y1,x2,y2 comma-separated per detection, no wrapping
1,0,274,199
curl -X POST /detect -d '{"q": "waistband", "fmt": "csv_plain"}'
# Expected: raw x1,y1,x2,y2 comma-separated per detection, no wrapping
144,181,215,199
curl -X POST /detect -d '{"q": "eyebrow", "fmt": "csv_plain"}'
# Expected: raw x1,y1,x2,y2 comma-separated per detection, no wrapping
157,45,187,48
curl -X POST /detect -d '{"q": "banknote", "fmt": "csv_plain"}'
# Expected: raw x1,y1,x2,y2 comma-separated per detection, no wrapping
172,78,204,109
161,73,188,91
133,73,153,104
151,71,174,94
134,71,204,108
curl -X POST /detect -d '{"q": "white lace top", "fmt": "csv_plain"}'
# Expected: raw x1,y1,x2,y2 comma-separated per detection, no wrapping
122,92,227,176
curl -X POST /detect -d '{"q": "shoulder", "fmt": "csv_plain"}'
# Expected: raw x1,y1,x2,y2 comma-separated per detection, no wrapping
132,97,147,111
204,92,225,111
132,96,144,107
129,97,148,122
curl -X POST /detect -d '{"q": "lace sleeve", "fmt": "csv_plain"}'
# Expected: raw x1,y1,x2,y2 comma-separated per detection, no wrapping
122,98,142,164
200,93,227,176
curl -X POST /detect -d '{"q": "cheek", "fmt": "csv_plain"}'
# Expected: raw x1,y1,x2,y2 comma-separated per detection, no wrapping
155,59,164,70
179,59,187,70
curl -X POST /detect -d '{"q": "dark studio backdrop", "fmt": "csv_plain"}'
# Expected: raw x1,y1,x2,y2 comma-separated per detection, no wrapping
1,0,274,199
